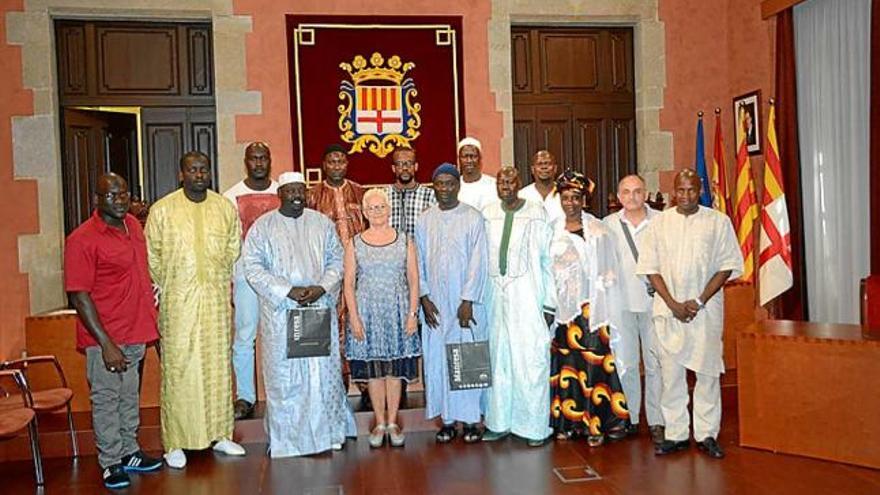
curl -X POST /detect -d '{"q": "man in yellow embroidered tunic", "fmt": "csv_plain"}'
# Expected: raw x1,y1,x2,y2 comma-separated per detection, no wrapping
146,151,246,469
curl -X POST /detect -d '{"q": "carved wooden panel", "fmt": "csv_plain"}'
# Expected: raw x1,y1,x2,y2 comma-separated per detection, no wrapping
536,107,572,169
539,33,599,91
513,118,536,182
144,123,184,203
511,31,532,93
609,31,633,92
96,26,179,95
57,25,87,95
187,27,213,96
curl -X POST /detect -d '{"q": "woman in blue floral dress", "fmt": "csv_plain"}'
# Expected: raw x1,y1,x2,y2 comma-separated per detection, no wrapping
344,188,421,448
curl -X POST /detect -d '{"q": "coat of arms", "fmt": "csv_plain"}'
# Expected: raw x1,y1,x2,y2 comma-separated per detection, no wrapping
338,52,421,158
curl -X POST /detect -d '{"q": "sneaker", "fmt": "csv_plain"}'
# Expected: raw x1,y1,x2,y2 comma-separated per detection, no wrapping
331,442,344,451
387,423,405,447
212,439,246,456
164,449,187,469
121,450,163,472
102,463,131,489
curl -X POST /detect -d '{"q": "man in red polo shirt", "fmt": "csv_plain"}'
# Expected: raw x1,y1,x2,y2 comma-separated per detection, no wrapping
65,173,163,489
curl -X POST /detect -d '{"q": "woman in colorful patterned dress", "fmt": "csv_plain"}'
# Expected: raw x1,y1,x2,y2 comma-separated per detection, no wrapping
548,171,630,447
344,188,421,448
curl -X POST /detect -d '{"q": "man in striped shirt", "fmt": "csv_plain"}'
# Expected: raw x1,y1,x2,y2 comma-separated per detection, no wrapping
385,146,436,236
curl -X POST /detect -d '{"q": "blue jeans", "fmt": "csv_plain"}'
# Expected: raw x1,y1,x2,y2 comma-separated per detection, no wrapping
232,268,260,404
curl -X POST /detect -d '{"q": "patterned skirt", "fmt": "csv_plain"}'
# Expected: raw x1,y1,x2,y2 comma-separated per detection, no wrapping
550,303,630,437
349,357,420,383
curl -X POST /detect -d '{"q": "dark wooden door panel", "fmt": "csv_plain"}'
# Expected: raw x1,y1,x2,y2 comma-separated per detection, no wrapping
539,32,600,92
96,26,179,95
62,109,110,232
57,25,87,95
187,26,213,96
55,20,214,105
144,123,184,203
512,26,636,216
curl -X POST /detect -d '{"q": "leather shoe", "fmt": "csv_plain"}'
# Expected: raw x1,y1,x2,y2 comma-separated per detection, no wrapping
649,425,665,445
654,439,690,456
625,423,639,436
697,437,725,459
233,399,254,420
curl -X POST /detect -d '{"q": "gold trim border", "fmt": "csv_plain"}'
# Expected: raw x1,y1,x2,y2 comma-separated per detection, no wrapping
291,23,461,186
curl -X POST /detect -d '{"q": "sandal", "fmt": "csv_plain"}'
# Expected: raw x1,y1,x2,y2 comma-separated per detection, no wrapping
387,423,405,447
369,424,387,448
555,430,574,441
587,434,605,448
462,423,483,443
435,424,457,443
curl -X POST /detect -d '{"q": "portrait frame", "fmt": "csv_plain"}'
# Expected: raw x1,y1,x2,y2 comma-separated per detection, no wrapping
732,90,762,156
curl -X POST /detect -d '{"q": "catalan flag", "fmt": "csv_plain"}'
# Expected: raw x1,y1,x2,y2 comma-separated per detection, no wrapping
733,104,759,283
711,110,731,217
758,101,793,304
695,115,713,206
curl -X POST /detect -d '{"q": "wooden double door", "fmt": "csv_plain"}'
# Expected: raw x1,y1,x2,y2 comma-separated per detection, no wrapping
56,20,217,233
512,26,636,215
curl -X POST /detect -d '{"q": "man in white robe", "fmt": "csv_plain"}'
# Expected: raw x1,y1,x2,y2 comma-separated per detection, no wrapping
416,163,490,444
518,150,564,223
603,174,664,444
242,172,356,457
456,137,497,211
482,167,556,446
636,169,743,459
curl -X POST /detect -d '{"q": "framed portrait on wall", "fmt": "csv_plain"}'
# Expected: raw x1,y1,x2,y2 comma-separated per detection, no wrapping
733,90,762,156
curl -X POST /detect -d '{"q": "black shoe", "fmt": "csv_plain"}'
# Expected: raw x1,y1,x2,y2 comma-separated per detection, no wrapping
102,464,131,489
649,425,666,445
697,437,725,459
462,423,483,443
436,424,457,443
654,439,690,456
233,399,254,420
625,423,639,436
358,393,373,412
121,450,163,472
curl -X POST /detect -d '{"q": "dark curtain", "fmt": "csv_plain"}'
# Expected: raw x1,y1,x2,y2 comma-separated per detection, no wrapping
774,8,808,319
872,0,880,273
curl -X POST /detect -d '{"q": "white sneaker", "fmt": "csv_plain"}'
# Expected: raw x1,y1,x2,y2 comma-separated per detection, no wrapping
164,449,187,469
212,439,246,456
331,442,344,451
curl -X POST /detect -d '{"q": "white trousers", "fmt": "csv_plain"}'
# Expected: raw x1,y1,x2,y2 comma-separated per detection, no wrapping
612,310,663,426
658,344,721,442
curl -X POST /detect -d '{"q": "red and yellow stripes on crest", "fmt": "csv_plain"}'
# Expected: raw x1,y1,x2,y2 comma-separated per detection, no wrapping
357,86,400,112
733,105,759,283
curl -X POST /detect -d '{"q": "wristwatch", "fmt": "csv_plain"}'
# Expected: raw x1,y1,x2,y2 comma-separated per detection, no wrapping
695,297,705,310
408,311,419,318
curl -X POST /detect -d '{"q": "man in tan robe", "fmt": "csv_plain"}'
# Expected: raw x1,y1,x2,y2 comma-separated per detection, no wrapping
146,151,245,468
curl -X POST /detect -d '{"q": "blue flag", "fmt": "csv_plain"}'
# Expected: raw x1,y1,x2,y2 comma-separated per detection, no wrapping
695,117,713,206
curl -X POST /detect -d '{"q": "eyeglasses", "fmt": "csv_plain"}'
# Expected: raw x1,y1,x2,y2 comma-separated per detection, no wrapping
101,191,131,202
392,160,416,168
364,204,388,213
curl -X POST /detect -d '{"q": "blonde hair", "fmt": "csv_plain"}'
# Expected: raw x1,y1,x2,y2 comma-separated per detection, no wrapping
362,187,389,209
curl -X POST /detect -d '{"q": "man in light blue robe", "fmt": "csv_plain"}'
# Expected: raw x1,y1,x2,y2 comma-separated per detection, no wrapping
482,167,556,446
416,163,490,444
242,172,356,457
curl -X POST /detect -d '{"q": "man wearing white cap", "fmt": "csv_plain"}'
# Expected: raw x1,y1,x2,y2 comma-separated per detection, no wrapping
457,137,498,212
242,172,357,456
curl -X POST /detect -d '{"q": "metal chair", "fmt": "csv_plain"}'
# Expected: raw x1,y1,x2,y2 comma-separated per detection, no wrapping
1,355,78,458
0,369,44,485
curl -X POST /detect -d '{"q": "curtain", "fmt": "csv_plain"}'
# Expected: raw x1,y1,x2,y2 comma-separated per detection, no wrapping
795,0,872,324
774,8,808,320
